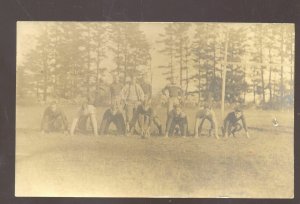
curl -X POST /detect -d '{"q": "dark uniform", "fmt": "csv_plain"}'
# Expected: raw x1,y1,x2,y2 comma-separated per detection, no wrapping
140,82,152,99
130,100,163,136
165,107,188,137
222,111,248,137
99,99,126,135
41,106,68,133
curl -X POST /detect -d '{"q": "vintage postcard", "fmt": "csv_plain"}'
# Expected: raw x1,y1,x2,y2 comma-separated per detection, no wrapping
16,22,294,198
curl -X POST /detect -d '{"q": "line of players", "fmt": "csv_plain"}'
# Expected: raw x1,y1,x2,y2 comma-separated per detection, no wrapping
41,74,250,139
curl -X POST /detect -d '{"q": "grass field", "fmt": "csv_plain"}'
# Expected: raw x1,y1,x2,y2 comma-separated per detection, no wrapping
15,105,294,198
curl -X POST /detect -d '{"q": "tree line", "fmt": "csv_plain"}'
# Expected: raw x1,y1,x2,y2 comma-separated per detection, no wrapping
17,23,294,109
157,23,294,108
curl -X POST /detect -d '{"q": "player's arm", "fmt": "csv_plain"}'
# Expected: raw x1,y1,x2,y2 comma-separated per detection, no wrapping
60,111,69,132
138,85,145,102
148,108,154,128
90,113,98,136
120,85,128,102
40,108,48,132
223,115,230,138
70,117,79,136
165,111,174,137
211,111,219,139
241,114,250,138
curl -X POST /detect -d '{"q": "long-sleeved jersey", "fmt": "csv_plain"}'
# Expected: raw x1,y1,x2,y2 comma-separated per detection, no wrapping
224,111,248,131
41,106,68,130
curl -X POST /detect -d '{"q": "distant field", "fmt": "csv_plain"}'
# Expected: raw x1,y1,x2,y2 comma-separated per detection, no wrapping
15,105,294,198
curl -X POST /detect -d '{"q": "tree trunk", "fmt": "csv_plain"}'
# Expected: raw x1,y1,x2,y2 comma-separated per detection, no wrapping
86,27,91,96
179,38,183,86
259,25,265,103
185,46,189,99
198,55,201,103
268,48,272,103
280,26,284,109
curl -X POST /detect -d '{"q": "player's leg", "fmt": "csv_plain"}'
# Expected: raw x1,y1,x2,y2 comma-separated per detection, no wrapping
179,117,188,137
231,122,242,137
115,112,126,135
138,113,145,137
77,115,89,134
52,116,64,132
124,103,133,134
209,117,219,139
99,109,113,135
168,119,177,137
198,118,206,136
144,116,151,138
45,118,55,133
152,113,163,136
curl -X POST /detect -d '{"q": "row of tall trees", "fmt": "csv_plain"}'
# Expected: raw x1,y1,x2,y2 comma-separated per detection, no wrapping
17,22,151,102
157,23,294,108
17,23,294,108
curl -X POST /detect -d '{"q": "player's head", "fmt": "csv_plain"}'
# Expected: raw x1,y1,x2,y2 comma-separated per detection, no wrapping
234,106,242,118
203,103,212,115
50,101,57,111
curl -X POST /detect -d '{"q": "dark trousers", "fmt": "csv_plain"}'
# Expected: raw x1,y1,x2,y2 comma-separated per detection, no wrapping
99,109,126,135
166,116,188,136
42,116,67,133
131,112,163,135
223,121,242,136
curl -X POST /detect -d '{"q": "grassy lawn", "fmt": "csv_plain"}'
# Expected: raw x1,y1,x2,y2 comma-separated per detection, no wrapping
15,105,294,198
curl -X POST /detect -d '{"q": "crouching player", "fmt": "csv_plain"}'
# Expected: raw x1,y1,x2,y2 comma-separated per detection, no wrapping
165,104,188,138
41,101,68,134
99,97,126,135
194,104,219,139
131,99,163,138
222,107,250,138
70,100,98,136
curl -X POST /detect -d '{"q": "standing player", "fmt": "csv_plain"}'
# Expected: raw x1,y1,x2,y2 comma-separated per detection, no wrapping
222,106,250,138
99,74,126,135
121,75,145,134
194,104,219,139
162,77,184,114
110,74,123,103
138,74,163,135
41,101,68,134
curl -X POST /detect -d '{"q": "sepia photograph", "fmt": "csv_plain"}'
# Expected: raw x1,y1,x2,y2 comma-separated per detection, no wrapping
16,22,294,198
